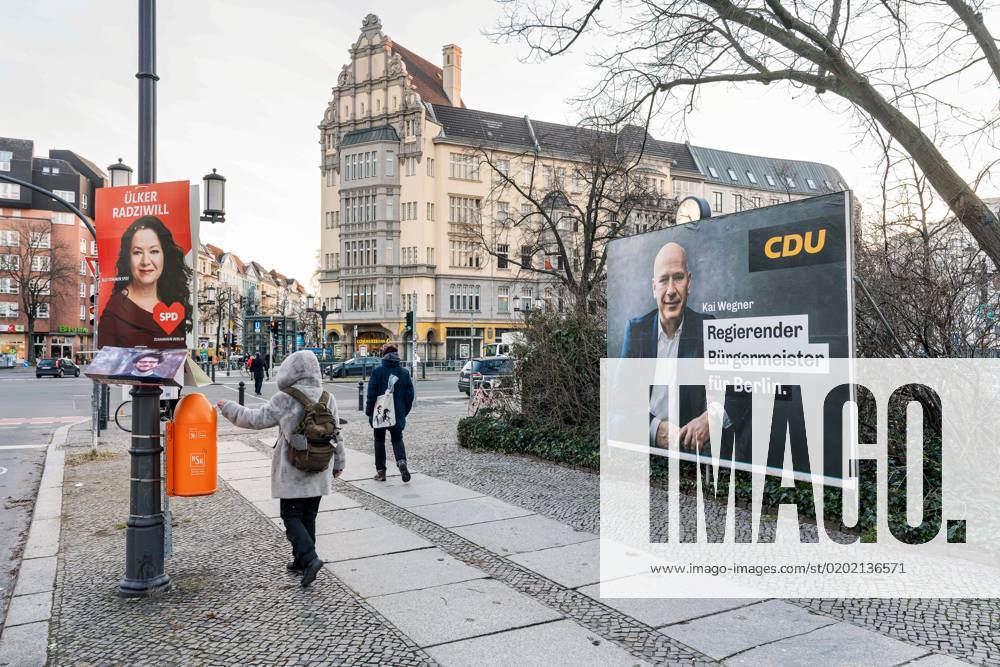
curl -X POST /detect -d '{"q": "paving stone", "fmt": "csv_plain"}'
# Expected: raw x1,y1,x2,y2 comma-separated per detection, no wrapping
452,515,595,556
225,477,272,502
315,524,432,562
22,518,60,559
726,621,929,666
0,621,48,667
218,467,273,481
217,451,267,463
366,578,562,647
4,591,52,627
12,557,57,597
576,585,756,628
352,474,481,507
659,600,833,660
251,493,361,519
406,496,535,528
216,440,257,454
906,653,976,666
325,547,487,598
426,618,649,667
507,540,603,588
314,507,393,535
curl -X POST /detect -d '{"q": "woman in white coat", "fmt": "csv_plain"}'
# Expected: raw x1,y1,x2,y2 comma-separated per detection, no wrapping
217,351,345,587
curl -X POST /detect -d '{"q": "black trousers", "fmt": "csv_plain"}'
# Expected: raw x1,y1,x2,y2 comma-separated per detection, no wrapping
373,425,406,471
254,374,264,394
279,496,321,567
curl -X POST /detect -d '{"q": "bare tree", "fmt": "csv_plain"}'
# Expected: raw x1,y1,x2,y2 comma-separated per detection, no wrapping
198,286,236,360
460,122,674,309
492,0,1000,267
0,218,77,364
855,154,998,357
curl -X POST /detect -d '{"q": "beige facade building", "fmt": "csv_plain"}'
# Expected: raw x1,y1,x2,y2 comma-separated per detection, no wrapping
317,15,847,362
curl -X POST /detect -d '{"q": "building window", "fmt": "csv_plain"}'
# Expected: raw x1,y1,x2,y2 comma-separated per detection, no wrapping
426,202,435,221
771,198,780,205
51,212,74,225
386,197,394,219
752,195,761,208
519,287,533,311
426,158,435,177
79,259,86,275
383,151,394,177
385,292,392,312
496,159,509,177
449,241,481,268
82,193,89,209
0,278,18,294
0,183,21,200
53,189,75,203
713,191,723,213
30,232,50,249
36,303,50,319
0,302,19,318
733,194,743,212
0,230,18,247
426,293,434,311
80,304,86,321
0,151,11,171
498,286,510,313
727,168,738,181
496,244,509,269
521,165,532,188
707,166,719,179
79,283,86,298
765,174,777,187
448,196,481,224
521,245,532,268
31,256,51,272
746,171,757,184
806,178,817,190
80,239,87,253
448,153,480,180
448,284,481,311
405,157,416,176
426,247,434,264
785,176,796,188
542,165,553,188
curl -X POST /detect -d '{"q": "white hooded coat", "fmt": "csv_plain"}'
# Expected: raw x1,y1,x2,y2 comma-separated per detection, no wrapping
219,351,345,499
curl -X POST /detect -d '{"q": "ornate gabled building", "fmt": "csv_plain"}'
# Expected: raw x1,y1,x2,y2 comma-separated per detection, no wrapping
317,15,849,362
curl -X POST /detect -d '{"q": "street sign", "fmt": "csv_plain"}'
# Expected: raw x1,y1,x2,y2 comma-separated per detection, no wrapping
85,256,99,277
254,321,261,332
460,343,471,359
359,345,368,357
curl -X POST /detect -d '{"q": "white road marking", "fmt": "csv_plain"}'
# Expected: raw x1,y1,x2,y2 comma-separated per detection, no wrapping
0,444,47,450
220,385,269,403
0,467,6,475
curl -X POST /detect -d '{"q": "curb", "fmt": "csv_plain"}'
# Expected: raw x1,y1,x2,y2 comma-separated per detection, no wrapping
0,417,87,667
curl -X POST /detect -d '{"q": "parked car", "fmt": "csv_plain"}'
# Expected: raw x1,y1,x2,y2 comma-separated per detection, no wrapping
36,358,81,379
328,356,380,378
458,356,514,395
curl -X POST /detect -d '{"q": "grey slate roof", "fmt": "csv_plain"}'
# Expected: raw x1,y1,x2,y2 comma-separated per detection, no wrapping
428,104,702,175
341,125,400,146
688,145,848,196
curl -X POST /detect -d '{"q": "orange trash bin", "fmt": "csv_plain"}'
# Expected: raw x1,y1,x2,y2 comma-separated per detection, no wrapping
166,392,217,497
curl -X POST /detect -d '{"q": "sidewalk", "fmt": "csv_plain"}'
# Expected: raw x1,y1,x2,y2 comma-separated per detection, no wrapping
0,413,987,666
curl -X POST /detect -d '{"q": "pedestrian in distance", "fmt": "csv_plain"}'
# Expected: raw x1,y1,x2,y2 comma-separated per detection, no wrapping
217,351,345,588
250,352,266,395
365,344,415,482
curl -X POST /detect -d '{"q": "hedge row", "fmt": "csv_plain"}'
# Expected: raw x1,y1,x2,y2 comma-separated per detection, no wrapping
457,415,599,470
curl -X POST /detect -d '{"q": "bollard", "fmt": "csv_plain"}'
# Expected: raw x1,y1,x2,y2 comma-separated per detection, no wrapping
238,381,245,406
211,364,216,383
357,380,364,411
421,361,426,380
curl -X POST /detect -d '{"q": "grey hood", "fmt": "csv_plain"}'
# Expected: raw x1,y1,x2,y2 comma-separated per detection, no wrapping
276,350,321,391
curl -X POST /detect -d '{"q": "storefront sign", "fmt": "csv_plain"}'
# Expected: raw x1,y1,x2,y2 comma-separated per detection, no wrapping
58,326,89,334
94,181,192,349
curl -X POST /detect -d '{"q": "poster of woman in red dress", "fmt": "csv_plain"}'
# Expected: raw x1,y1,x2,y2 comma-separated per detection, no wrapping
95,181,192,349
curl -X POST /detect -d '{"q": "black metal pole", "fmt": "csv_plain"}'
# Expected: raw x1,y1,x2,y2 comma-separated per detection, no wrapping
358,380,364,412
238,381,245,405
118,385,168,597
119,0,168,598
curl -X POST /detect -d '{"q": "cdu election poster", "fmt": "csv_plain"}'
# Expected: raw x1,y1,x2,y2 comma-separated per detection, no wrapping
606,191,854,479
94,181,193,350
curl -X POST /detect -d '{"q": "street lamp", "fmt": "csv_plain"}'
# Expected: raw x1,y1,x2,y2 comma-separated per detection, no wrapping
201,168,226,223
306,295,342,361
107,158,133,188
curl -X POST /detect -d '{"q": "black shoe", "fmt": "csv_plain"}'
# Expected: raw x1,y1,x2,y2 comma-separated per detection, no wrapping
373,470,386,482
398,461,411,483
287,561,304,574
301,558,323,588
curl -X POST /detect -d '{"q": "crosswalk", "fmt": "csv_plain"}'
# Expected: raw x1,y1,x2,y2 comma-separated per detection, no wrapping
0,415,88,427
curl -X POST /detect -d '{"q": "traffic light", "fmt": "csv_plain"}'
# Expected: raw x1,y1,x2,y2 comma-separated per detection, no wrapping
404,310,415,335
89,294,96,325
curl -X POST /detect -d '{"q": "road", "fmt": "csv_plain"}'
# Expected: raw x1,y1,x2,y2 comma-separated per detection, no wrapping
0,368,92,627
0,365,467,626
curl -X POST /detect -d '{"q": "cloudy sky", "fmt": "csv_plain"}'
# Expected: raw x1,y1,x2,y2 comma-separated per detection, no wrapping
4,1,996,286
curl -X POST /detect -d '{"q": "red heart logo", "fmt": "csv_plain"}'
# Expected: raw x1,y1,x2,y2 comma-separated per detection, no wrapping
152,302,185,335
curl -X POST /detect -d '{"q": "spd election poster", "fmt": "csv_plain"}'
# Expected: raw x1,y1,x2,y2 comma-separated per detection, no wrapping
94,181,193,350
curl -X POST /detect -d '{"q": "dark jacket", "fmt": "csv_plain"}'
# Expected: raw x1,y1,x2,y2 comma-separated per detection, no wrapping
366,353,415,430
620,307,712,359
249,356,265,379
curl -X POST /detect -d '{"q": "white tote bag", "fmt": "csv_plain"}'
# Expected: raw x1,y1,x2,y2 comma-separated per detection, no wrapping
372,375,398,428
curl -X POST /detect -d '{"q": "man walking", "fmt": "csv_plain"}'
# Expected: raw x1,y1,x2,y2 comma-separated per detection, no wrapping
250,352,266,396
365,344,415,482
